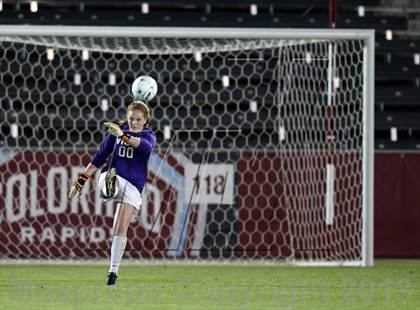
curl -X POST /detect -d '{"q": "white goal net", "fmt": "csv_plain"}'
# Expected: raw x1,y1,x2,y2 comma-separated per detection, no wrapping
0,26,374,266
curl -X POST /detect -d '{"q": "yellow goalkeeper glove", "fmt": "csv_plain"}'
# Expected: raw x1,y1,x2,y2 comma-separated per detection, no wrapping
104,122,130,143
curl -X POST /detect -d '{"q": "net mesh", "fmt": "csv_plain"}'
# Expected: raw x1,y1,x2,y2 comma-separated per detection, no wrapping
0,33,366,263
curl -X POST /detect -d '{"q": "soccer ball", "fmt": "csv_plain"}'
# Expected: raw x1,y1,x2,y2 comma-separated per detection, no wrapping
131,75,158,102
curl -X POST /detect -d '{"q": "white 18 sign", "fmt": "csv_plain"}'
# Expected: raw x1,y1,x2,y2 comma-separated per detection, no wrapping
185,164,234,204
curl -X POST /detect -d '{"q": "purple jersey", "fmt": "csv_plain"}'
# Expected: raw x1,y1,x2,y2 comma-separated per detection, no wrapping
90,125,156,194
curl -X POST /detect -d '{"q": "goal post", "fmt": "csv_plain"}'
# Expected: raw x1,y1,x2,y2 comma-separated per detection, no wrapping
0,25,374,266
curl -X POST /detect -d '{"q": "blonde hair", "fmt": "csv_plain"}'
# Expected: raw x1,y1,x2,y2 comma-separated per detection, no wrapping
119,101,151,126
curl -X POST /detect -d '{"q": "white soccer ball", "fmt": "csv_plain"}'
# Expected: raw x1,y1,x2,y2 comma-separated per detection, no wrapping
131,75,158,102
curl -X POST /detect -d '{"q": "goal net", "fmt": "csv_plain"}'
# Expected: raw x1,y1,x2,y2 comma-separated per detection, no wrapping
0,26,374,266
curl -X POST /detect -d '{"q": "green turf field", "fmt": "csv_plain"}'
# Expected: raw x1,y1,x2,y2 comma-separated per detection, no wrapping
1,260,419,310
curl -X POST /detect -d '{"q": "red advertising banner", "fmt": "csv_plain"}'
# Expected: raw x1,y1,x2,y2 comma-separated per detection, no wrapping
0,150,180,258
1,150,420,259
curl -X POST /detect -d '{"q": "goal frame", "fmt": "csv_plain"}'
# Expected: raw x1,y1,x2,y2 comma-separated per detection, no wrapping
0,25,374,267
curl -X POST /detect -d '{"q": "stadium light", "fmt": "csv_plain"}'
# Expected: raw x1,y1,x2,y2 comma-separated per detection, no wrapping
108,73,116,85
30,1,38,13
141,2,149,14
10,123,18,138
46,48,54,60
250,4,258,16
385,30,393,40
279,126,286,141
357,6,365,17
164,125,171,140
333,77,341,89
390,127,398,142
194,51,202,62
101,98,109,111
222,75,230,87
0,1,3,12
250,100,257,113
414,53,420,65
305,52,312,64
74,73,81,85
82,50,89,60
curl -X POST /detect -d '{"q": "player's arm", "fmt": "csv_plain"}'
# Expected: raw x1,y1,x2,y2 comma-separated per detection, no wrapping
68,163,99,199
103,122,141,148
104,122,156,153
68,134,115,199
83,163,98,177
125,135,141,148
90,133,117,167
138,131,156,153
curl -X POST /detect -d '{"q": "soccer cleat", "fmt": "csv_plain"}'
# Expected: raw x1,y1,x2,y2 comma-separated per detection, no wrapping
104,168,117,198
106,272,118,285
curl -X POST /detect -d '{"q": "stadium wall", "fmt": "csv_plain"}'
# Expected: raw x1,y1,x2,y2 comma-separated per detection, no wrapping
374,153,420,258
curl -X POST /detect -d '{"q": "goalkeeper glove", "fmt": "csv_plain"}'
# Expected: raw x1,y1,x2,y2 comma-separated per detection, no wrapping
104,122,130,143
68,172,89,199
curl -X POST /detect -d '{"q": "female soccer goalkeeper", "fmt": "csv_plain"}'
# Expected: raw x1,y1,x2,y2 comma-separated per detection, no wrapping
68,101,156,285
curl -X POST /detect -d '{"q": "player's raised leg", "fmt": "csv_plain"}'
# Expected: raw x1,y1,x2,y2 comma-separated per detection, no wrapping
98,168,119,201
